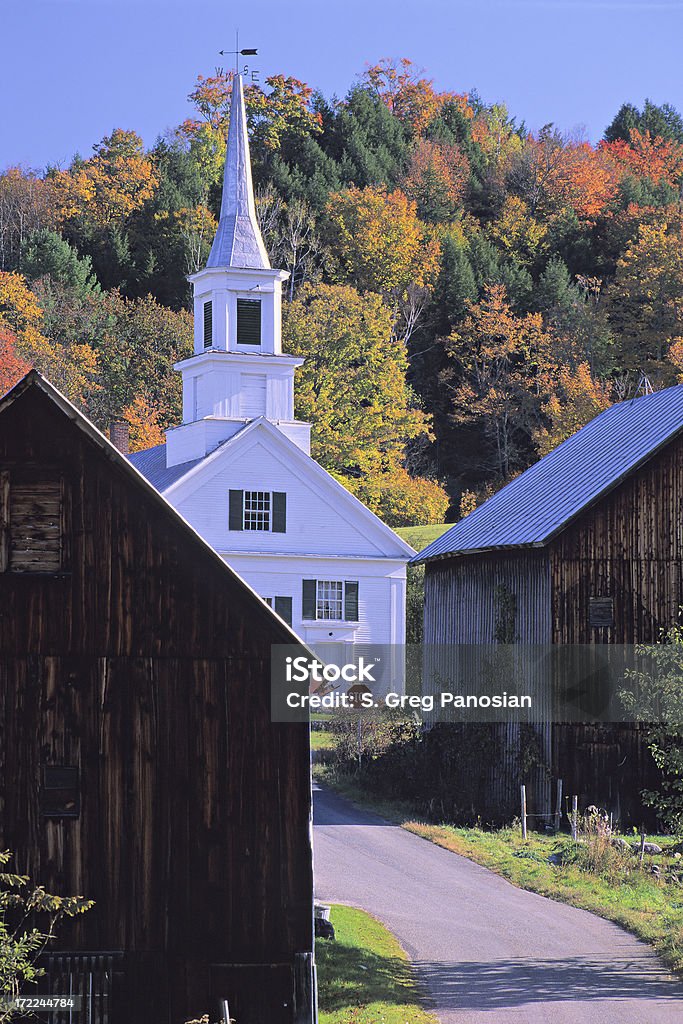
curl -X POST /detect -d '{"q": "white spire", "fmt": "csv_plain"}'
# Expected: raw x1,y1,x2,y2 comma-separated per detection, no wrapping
206,73,270,270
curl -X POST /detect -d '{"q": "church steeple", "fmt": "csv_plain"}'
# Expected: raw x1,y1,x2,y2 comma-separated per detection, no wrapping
206,73,270,271
167,72,310,469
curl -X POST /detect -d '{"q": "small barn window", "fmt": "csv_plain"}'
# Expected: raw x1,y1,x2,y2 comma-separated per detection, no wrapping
237,298,261,345
0,470,68,574
589,597,614,628
41,765,80,818
203,300,213,348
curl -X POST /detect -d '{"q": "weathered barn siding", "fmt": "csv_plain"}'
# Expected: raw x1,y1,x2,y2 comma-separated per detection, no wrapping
423,551,552,821
550,437,683,643
0,381,314,1024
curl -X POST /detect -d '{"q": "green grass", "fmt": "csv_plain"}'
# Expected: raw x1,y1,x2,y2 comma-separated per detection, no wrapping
311,729,336,752
316,772,683,975
316,905,438,1024
395,523,451,551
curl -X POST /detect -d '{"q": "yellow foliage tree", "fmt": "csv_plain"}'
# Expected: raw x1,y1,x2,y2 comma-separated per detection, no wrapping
488,196,548,265
53,129,158,228
122,393,167,452
0,271,98,407
535,363,613,455
325,185,440,294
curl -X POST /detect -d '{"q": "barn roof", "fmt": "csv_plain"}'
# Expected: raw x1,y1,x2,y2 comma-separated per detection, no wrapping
415,383,683,563
0,371,309,645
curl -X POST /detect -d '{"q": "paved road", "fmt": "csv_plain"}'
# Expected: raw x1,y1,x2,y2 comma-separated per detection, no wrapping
313,782,683,1023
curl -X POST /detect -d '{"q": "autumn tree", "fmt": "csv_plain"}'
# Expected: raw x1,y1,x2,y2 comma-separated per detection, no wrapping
0,168,56,270
122,393,167,451
52,129,158,229
283,283,447,521
363,58,472,136
401,139,469,222
605,218,683,377
534,363,613,455
601,129,683,188
0,271,99,406
325,185,440,294
0,326,30,395
442,284,554,479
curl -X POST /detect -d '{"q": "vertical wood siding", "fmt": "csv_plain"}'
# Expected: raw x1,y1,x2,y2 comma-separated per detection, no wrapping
423,551,552,821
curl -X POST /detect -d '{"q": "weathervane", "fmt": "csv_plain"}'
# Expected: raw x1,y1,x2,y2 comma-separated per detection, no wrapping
219,31,259,82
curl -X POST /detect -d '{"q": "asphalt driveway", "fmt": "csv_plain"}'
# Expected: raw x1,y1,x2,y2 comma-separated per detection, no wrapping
313,782,683,1023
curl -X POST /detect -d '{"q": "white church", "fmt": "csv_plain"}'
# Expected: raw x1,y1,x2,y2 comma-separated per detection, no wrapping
129,72,414,647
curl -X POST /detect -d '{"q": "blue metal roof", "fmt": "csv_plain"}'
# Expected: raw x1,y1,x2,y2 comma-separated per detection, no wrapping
128,444,205,492
415,384,683,563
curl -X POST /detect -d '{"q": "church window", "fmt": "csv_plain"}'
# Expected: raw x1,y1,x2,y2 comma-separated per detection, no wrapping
229,489,287,532
203,300,213,348
244,490,270,530
263,595,293,626
302,580,359,622
237,298,261,345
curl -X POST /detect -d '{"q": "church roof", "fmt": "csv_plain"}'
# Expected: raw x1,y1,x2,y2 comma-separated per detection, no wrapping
206,73,270,270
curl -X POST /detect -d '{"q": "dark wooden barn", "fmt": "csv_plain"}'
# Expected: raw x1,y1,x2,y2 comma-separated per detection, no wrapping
0,372,315,1024
415,385,683,826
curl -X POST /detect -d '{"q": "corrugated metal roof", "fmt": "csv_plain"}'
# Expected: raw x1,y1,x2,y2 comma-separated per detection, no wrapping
415,384,683,563
127,444,206,492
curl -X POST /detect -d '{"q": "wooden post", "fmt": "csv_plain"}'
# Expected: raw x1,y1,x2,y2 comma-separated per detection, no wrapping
521,785,527,840
555,778,563,834
571,795,578,841
639,829,646,866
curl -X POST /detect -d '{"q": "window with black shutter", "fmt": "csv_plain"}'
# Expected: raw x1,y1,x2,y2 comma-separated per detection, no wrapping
41,765,80,818
301,579,359,621
237,299,261,345
203,300,213,348
229,489,286,532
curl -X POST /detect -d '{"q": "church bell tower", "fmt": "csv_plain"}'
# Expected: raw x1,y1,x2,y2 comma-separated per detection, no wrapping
166,73,309,468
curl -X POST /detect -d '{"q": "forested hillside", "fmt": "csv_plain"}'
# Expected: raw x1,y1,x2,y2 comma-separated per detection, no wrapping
2,58,683,525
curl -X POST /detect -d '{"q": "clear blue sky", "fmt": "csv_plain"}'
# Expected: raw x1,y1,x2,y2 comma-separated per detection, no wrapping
2,0,683,170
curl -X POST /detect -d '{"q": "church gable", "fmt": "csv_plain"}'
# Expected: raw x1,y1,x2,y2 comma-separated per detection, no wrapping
166,427,409,559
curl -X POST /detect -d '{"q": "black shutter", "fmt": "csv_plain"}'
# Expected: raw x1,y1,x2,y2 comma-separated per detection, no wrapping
237,299,261,345
302,579,316,620
344,581,359,621
272,492,287,533
229,490,243,531
203,300,213,348
274,596,293,626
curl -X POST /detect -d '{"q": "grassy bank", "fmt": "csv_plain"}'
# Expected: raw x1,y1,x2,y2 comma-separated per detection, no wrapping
316,770,683,974
316,904,438,1024
395,523,450,551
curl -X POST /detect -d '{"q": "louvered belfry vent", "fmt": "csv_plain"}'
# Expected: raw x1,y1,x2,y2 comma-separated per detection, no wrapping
237,299,261,345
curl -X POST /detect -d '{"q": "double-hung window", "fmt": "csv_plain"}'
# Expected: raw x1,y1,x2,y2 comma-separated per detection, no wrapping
229,489,286,532
302,579,359,622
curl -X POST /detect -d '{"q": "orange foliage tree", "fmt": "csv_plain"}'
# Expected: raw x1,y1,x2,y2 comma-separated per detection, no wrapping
601,129,683,187
511,130,619,220
0,326,30,395
363,58,472,135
